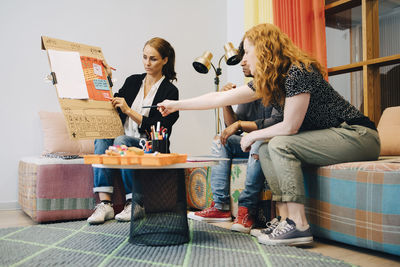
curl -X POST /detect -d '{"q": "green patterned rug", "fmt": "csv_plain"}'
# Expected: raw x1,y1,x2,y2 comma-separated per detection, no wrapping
0,219,354,267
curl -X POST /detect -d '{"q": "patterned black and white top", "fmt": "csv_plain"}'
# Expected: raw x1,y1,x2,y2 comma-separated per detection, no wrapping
249,65,376,131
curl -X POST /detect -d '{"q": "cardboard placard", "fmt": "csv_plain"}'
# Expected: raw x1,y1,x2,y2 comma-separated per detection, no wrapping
42,36,124,140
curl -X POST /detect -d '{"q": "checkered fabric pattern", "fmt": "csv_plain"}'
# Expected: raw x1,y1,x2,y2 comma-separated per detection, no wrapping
0,220,352,266
303,158,400,256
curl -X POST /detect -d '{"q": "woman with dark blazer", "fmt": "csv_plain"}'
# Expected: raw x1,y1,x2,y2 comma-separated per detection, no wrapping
87,37,179,225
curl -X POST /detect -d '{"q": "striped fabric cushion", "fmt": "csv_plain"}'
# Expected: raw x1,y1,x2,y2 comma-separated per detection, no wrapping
303,157,400,256
18,157,96,222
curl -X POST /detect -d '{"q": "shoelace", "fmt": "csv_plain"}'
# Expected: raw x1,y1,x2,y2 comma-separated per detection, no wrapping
234,211,249,224
242,214,249,224
270,221,294,238
261,218,280,234
199,207,217,215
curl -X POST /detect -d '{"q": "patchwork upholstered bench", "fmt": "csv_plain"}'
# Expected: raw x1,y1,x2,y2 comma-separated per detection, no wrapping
303,158,400,256
18,157,126,223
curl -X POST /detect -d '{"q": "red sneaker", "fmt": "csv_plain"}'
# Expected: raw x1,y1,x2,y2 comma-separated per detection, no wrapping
188,202,232,222
230,206,254,233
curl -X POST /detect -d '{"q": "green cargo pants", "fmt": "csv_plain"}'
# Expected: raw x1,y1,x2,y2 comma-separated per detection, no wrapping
258,123,380,204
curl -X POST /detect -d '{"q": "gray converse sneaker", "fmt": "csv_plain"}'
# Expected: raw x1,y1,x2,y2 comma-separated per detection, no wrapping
87,202,114,225
250,216,281,237
258,218,313,246
115,201,145,222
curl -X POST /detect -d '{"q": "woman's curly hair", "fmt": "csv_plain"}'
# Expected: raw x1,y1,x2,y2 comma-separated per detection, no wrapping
244,23,326,107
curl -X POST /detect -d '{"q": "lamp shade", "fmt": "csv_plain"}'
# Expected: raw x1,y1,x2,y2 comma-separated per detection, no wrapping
193,51,213,74
224,42,240,65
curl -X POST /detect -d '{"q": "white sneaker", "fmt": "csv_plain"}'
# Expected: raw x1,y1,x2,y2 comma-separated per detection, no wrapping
250,216,281,237
87,202,114,225
115,201,145,222
257,218,313,246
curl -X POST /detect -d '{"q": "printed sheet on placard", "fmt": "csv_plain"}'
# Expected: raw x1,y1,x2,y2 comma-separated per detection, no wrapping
42,36,124,140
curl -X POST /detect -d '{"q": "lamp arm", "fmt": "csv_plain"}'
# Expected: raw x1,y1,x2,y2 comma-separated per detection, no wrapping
217,54,225,69
210,62,218,75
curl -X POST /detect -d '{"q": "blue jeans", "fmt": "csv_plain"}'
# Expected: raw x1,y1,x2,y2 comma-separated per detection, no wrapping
93,135,143,203
210,135,265,211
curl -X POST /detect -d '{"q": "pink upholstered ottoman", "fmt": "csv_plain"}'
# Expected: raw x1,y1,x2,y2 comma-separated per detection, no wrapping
18,157,125,223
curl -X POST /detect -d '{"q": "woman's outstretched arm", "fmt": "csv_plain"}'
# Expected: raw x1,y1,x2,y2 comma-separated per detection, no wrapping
157,84,258,116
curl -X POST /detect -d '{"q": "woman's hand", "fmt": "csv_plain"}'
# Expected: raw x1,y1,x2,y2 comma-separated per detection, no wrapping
240,132,256,152
220,122,240,146
222,82,236,91
157,100,178,117
111,97,130,114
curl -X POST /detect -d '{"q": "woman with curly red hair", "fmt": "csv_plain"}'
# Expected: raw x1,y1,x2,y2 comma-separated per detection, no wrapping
158,23,380,246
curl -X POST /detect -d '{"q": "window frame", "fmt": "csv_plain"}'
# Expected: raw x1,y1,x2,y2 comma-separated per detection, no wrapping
325,0,400,124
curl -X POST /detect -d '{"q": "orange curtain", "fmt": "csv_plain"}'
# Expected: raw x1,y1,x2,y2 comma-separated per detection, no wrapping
272,0,327,71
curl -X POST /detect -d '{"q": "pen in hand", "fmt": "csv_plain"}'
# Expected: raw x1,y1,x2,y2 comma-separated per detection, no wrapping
142,105,158,108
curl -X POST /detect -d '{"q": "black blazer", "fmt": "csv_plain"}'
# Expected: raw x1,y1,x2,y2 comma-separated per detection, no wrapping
114,73,179,139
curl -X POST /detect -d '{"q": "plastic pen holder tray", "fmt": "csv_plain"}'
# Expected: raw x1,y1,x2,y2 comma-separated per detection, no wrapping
140,153,187,166
84,154,187,166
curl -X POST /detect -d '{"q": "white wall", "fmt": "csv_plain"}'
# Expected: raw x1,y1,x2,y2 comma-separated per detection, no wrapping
226,0,245,87
0,0,236,208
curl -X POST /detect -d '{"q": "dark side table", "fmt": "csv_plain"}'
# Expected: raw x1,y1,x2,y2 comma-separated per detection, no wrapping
93,158,219,246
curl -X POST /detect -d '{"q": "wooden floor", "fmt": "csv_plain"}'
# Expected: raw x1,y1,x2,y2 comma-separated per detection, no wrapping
0,210,399,267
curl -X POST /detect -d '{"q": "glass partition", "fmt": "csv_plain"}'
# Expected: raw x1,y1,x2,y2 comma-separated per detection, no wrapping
326,4,362,67
329,70,363,111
